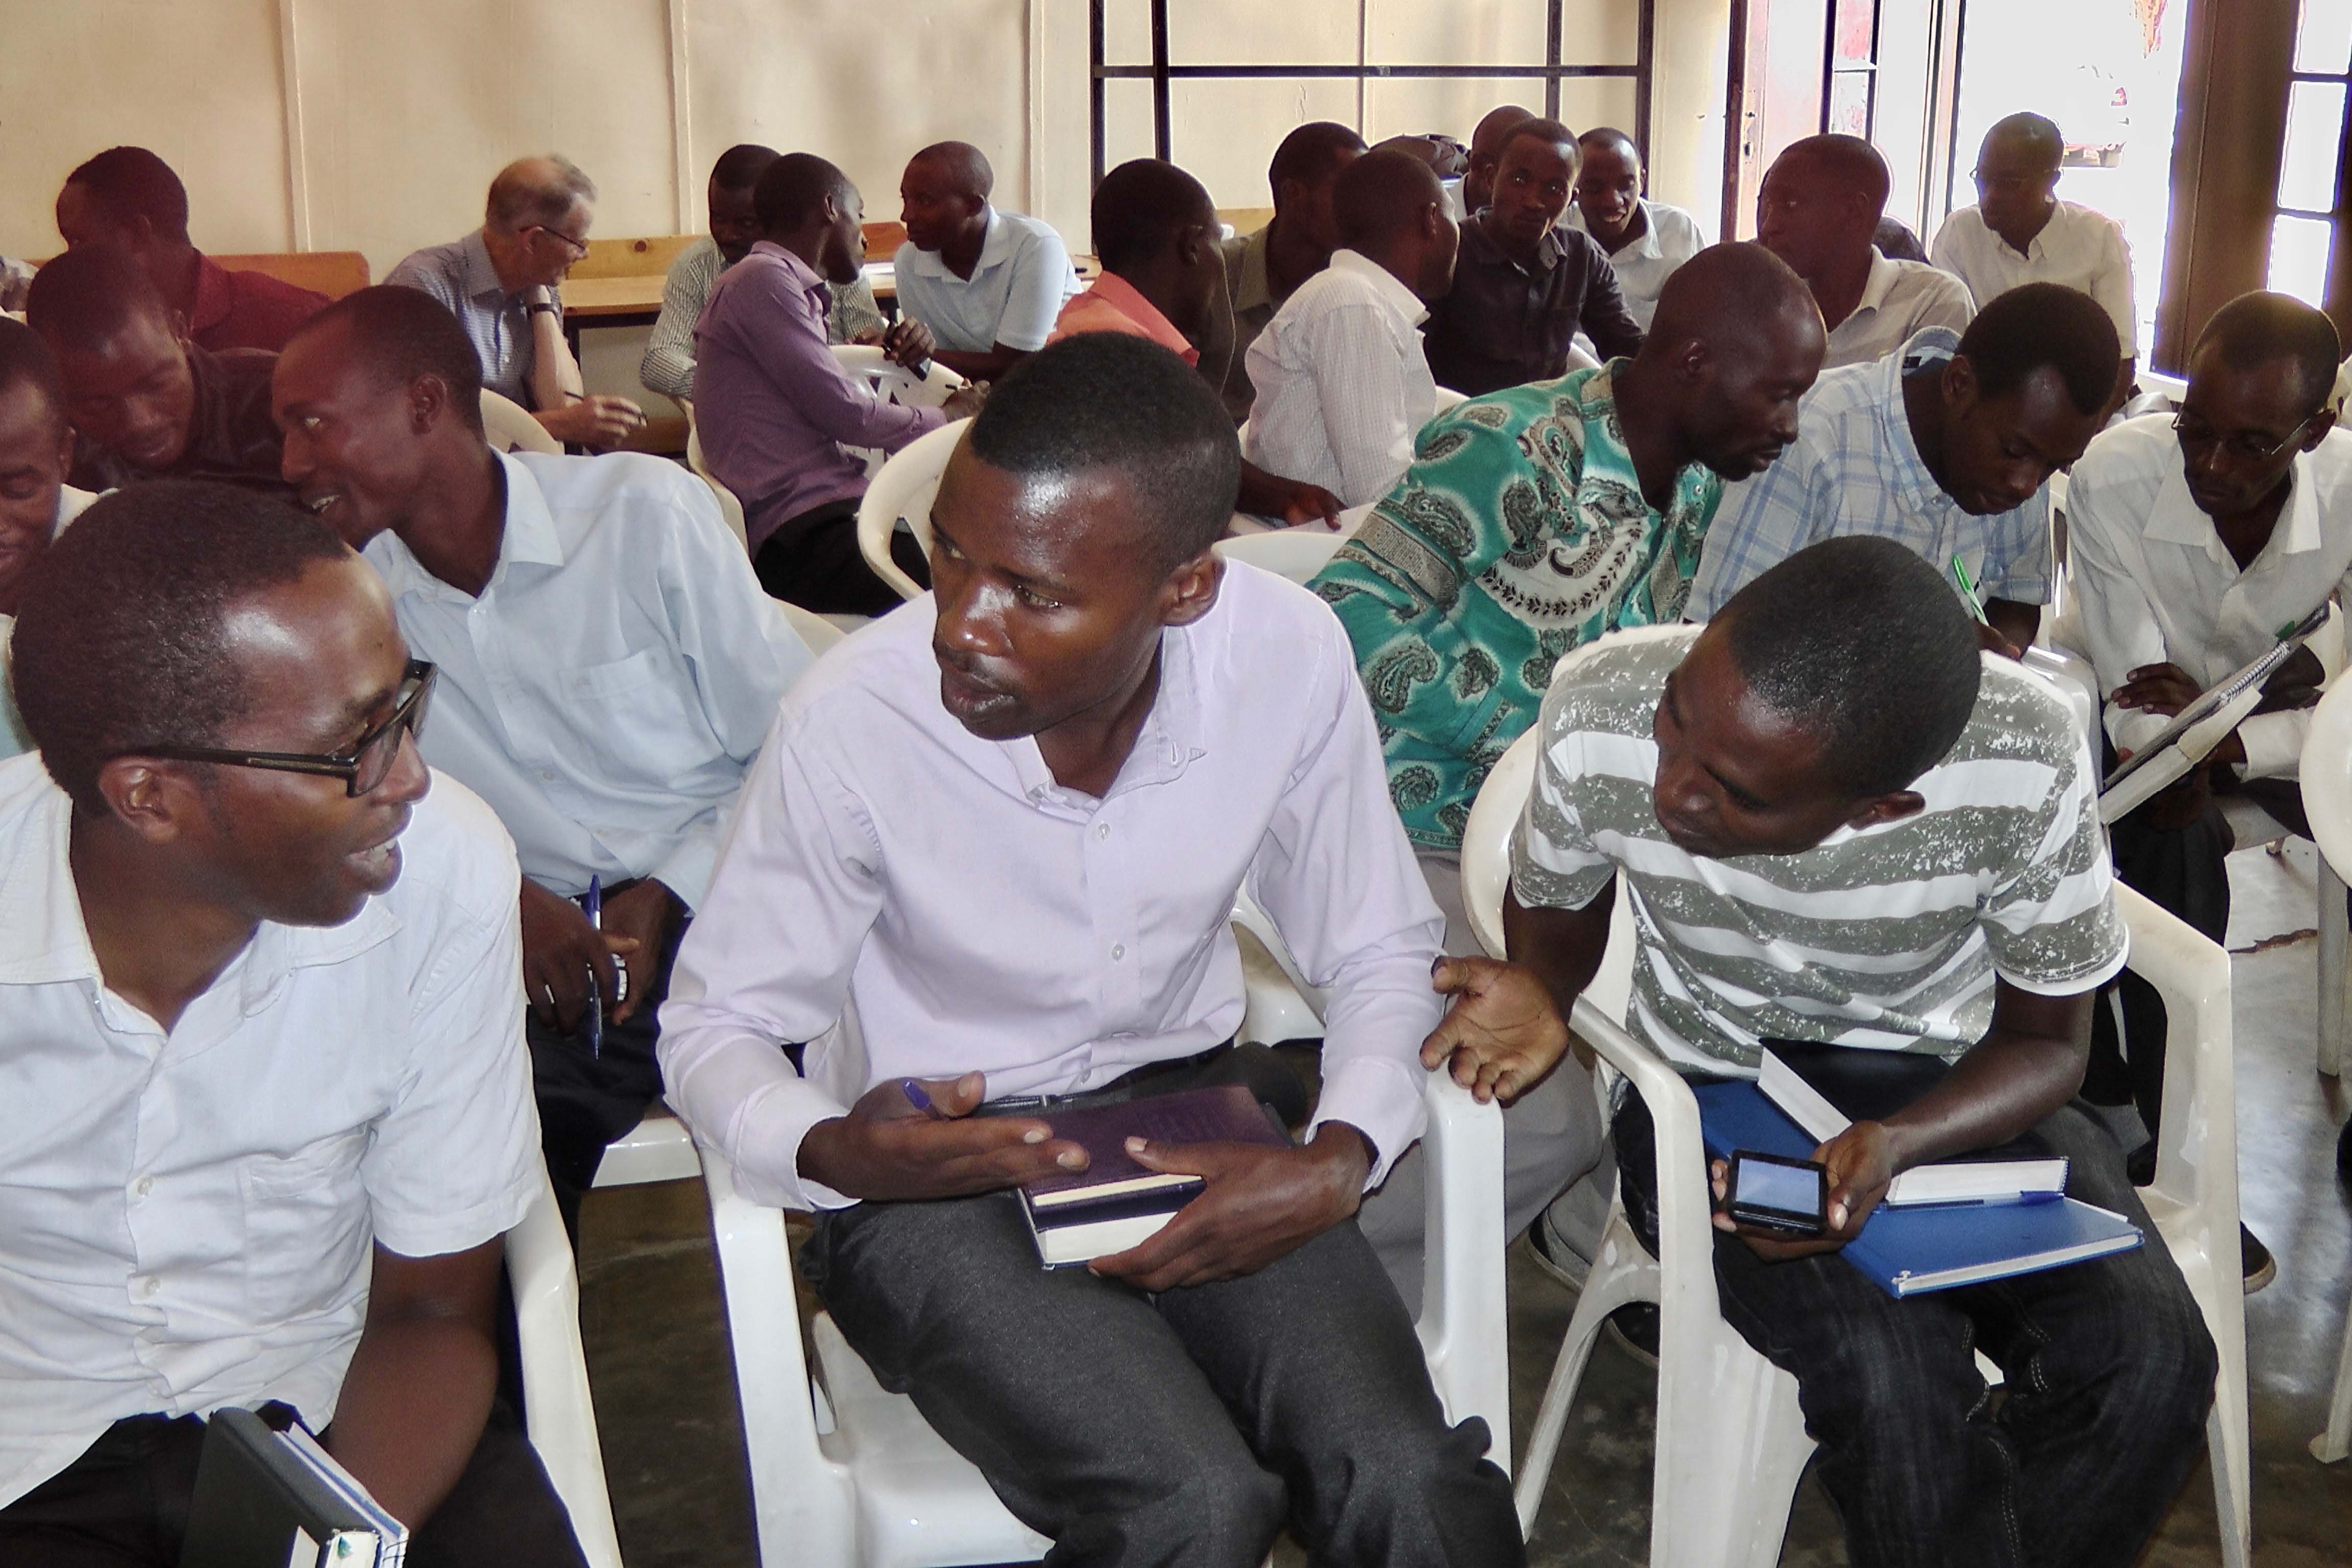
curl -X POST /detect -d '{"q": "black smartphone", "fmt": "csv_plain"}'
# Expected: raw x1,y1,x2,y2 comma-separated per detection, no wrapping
1725,1150,1829,1237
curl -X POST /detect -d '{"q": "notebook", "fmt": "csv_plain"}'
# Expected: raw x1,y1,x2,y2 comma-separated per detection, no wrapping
1758,1042,2069,1206
178,1406,409,1568
1693,1081,2141,1298
1018,1084,1291,1268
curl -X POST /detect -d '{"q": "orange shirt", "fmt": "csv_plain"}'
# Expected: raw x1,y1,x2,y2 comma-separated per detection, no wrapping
1046,272,1199,365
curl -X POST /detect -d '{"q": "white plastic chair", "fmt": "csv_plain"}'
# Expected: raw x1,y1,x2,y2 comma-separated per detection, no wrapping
831,347,967,477
853,419,967,603
684,421,749,550
2295,677,2352,1463
506,1168,626,1568
1213,528,1349,585
481,390,564,455
1462,718,2251,1567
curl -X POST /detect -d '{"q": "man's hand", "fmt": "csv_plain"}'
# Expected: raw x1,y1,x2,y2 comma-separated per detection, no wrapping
600,879,680,1025
1090,1122,1371,1290
536,395,648,448
1710,1121,1896,1261
519,877,639,1034
1419,955,1573,1104
942,384,988,421
880,318,935,370
2110,660,2202,718
797,1072,1085,1201
1972,619,2022,660
1276,480,1345,530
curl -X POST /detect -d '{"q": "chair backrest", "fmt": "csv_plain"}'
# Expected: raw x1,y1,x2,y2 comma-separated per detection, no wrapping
1213,528,1347,585
1432,385,1469,413
855,418,968,601
210,250,371,299
830,344,966,409
479,390,562,454
2303,677,2352,877
684,421,749,548
776,599,849,654
570,234,699,280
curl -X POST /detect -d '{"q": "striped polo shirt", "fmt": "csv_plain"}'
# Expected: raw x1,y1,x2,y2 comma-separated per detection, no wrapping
1512,626,2125,1074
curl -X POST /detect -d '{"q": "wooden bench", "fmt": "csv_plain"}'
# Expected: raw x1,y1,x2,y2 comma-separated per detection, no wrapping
570,234,700,281
208,251,371,299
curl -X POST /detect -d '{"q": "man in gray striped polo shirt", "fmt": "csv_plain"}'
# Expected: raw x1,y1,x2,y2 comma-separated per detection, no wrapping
1426,537,2215,1567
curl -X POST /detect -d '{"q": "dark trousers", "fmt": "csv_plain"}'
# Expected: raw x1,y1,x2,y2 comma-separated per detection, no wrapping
0,1401,586,1568
800,1050,1526,1568
751,499,930,616
1613,1089,2215,1568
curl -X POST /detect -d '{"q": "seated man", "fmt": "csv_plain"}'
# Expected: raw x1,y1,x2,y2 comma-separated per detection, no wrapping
1933,113,2137,411
1049,157,1342,527
0,319,99,758
2066,290,2350,1270
1759,134,1975,370
1460,104,1535,216
1425,536,2216,1568
274,285,814,1233
1198,121,1365,423
658,334,1524,1567
696,154,976,614
26,246,292,497
1309,242,1825,1297
1689,282,2119,654
56,145,328,354
1421,117,1645,397
1243,148,1457,509
638,142,892,407
893,141,1080,383
387,155,644,449
1563,127,1707,331
0,482,581,1566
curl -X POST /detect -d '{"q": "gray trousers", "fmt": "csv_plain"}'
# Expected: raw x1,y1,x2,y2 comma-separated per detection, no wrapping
1354,849,1610,1311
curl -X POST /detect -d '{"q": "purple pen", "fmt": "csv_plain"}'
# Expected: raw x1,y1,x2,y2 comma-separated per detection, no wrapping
900,1078,952,1119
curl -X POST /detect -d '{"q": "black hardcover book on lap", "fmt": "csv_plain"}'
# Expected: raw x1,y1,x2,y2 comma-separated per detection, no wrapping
1018,1083,1291,1267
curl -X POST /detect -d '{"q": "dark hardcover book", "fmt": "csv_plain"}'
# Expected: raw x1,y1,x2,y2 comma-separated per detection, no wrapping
1018,1084,1291,1267
1757,1041,2068,1205
178,1407,393,1568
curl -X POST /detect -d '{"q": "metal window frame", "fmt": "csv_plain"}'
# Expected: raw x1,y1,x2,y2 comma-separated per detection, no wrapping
2276,53,2352,318
1087,0,1655,190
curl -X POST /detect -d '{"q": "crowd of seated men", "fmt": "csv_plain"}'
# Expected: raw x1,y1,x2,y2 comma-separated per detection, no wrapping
0,92,2339,1568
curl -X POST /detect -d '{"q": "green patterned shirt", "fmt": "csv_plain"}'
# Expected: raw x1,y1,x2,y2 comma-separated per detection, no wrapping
1310,363,1722,848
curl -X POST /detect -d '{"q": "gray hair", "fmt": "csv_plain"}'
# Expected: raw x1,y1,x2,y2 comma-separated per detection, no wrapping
486,155,597,233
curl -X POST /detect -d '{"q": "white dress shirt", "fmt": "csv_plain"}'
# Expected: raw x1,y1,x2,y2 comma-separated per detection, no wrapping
891,207,1082,354
1243,250,1439,508
0,758,538,1510
2065,413,2352,778
1822,247,1977,370
658,563,1447,1212
1562,200,1708,330
363,450,813,908
1931,202,2137,358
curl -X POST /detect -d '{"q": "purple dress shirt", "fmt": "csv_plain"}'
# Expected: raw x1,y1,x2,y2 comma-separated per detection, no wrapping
656,562,1447,1212
693,241,945,551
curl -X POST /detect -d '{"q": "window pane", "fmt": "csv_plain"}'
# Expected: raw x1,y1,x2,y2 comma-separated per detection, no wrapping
2295,0,2352,76
1168,0,1358,67
1102,78,1158,174
2268,212,2336,306
1832,0,1876,68
1166,77,1362,207
1099,0,1154,68
1365,0,1552,68
2278,80,2347,212
1827,70,1872,137
1362,74,1635,149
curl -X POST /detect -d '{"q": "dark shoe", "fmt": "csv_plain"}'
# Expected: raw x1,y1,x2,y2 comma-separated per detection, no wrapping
1526,1210,1587,1291
1603,1303,1659,1367
2242,1224,2276,1294
2338,1117,2351,1186
2125,1138,2156,1188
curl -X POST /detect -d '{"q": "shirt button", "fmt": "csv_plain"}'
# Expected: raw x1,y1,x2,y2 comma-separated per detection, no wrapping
135,1276,159,1301
1111,944,1126,962
132,1175,154,1200
1095,823,1110,840
541,770,557,782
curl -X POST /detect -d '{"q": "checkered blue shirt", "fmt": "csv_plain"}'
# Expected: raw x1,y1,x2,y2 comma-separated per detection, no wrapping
385,229,543,409
1686,327,2053,619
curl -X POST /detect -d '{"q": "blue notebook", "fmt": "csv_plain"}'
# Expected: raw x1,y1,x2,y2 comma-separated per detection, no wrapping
1692,1082,2143,1297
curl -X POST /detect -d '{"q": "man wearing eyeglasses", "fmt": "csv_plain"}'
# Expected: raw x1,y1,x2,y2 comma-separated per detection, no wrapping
387,155,646,450
2065,290,2352,1271
0,482,589,1565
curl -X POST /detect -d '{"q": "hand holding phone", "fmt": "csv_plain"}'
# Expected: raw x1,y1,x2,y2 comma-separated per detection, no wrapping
1722,1150,1828,1237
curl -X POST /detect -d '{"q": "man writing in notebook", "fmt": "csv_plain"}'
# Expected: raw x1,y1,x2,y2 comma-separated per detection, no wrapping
0,485,580,1566
1424,536,2216,1568
659,334,1523,1567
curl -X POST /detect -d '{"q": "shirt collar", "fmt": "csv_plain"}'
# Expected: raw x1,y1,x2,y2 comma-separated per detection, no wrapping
749,239,830,300
997,616,1207,808
1327,249,1430,327
459,229,514,303
1616,202,1667,263
368,451,562,601
1879,326,1962,512
1855,246,1900,314
1231,223,1277,313
1464,216,1562,276
188,252,234,333
972,207,1015,272
2145,447,2326,561
1071,274,1198,361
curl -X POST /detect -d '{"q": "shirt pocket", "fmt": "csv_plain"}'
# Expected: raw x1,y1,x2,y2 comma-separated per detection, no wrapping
554,647,724,784
238,1128,373,1320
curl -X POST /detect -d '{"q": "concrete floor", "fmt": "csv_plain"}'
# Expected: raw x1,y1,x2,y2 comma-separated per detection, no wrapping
573,841,2352,1566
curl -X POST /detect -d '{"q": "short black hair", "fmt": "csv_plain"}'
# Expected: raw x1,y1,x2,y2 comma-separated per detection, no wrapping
1268,122,1367,201
1333,147,1444,250
0,318,66,432
755,153,854,234
24,244,174,355
965,334,1239,572
1717,536,1982,798
1959,281,2120,416
12,482,351,815
1499,116,1579,163
1984,112,2064,169
710,143,781,193
286,285,485,434
1091,159,1214,275
1778,133,1892,212
2192,290,2344,413
64,146,190,241
1578,126,1640,161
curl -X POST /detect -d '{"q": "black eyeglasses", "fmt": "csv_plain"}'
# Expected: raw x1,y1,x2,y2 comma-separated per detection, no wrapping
134,660,436,798
2172,409,2322,465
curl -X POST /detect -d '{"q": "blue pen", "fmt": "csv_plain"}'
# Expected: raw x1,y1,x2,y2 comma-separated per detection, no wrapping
900,1077,951,1119
583,875,603,1058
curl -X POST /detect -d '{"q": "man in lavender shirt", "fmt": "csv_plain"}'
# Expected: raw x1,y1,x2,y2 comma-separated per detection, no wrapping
658,336,1523,1567
694,153,980,614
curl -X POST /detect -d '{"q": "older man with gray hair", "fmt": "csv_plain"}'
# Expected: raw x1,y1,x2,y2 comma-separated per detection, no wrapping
388,155,644,447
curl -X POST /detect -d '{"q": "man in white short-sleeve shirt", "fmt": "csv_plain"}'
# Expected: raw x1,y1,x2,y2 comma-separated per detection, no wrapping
0,483,578,1566
1563,127,1707,331
892,141,1080,383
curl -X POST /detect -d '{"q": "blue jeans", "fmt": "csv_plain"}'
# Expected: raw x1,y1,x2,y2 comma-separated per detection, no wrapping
1614,1086,2216,1568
